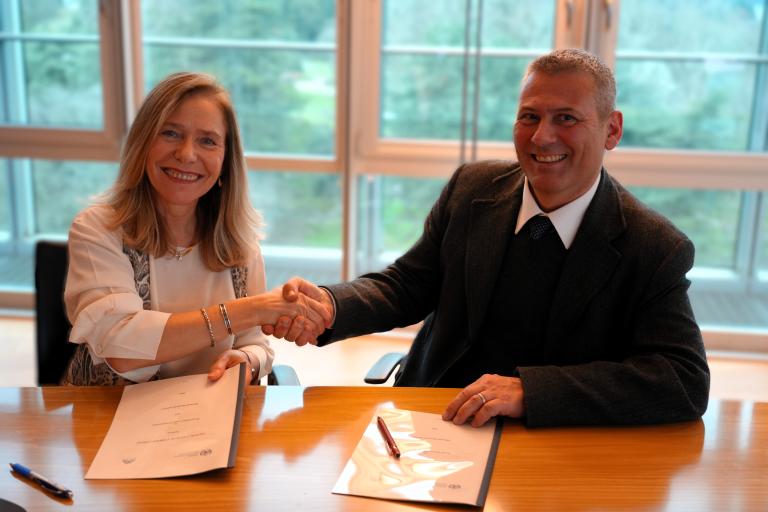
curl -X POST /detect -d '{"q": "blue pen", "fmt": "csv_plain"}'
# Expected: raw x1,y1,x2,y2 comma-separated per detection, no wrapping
9,463,73,499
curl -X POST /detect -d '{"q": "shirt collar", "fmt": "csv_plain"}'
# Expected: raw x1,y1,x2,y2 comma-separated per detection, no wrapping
514,172,601,249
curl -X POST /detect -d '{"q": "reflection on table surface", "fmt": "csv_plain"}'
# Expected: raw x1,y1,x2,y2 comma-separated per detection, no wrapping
0,386,766,511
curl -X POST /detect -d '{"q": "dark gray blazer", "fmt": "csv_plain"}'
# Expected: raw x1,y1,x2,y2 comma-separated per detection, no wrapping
321,161,710,427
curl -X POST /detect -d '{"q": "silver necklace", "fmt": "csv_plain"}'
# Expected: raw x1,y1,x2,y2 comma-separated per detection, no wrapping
171,246,193,261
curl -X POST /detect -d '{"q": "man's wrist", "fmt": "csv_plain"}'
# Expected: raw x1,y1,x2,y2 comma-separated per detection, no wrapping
318,286,337,327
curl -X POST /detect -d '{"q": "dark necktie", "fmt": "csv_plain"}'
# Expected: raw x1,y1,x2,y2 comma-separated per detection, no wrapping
527,215,553,240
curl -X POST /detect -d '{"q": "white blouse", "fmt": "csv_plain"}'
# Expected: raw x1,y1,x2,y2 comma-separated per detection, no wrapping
64,205,273,383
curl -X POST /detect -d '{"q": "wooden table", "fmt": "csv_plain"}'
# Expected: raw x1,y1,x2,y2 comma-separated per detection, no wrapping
1,386,766,511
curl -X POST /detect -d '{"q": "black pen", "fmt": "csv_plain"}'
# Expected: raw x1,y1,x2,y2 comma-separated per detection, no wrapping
376,416,401,458
9,463,73,499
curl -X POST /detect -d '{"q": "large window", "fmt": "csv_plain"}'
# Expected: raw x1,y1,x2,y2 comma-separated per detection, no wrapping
1,0,767,347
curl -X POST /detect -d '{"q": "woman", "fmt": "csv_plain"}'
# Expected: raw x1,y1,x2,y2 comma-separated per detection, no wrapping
63,72,328,385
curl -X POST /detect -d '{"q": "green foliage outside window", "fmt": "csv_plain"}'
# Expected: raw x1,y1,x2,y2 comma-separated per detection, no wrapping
32,161,117,234
248,171,341,248
142,0,336,156
628,187,741,269
1,0,102,128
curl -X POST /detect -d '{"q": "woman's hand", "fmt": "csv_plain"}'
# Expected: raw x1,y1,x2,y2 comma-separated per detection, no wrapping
262,277,335,345
207,349,258,383
252,284,332,338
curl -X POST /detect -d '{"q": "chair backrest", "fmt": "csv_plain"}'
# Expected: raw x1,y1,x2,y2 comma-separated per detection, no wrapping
35,240,76,385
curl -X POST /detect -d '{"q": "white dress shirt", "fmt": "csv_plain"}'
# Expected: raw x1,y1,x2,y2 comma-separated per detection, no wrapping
65,205,273,383
514,173,601,249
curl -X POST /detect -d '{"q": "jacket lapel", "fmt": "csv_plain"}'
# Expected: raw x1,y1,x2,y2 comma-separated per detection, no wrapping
545,170,626,344
465,170,525,340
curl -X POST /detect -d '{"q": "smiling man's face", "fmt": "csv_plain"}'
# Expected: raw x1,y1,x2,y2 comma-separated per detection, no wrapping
513,70,622,212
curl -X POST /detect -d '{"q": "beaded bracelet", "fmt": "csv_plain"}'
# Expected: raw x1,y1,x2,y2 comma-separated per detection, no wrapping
218,303,234,336
200,308,216,348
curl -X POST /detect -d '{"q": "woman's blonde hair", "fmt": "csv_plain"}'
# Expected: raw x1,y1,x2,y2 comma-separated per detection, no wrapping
106,72,261,272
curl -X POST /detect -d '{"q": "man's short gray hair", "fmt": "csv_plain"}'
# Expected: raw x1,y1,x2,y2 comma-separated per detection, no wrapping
524,48,616,119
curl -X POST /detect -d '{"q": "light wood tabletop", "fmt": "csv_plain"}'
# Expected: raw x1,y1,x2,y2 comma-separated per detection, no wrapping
0,385,766,511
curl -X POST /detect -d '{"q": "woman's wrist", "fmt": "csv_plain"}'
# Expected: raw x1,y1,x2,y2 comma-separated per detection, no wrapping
236,349,258,384
223,295,266,335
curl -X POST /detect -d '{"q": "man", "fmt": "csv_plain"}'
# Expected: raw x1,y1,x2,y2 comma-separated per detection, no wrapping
266,48,710,428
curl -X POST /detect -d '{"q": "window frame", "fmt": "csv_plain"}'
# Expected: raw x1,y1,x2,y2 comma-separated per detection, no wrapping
0,0,766,347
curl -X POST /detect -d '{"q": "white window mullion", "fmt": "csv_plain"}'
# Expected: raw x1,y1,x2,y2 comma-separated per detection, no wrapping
337,0,354,280
554,0,589,50
348,0,383,174
120,0,145,124
97,0,130,155
583,0,619,66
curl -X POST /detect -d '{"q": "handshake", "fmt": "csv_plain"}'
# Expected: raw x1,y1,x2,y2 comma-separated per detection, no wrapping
259,277,335,346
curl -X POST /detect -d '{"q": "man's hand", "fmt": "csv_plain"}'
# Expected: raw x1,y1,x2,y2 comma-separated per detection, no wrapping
262,277,334,346
442,374,526,427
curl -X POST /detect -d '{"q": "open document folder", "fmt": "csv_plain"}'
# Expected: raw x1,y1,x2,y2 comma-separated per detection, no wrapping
85,364,246,479
333,407,502,507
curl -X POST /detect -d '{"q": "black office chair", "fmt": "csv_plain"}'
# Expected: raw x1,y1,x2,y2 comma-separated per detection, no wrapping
35,241,77,384
34,240,299,386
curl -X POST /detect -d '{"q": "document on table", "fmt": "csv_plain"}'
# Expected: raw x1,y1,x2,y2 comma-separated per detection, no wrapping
85,364,246,479
333,407,502,507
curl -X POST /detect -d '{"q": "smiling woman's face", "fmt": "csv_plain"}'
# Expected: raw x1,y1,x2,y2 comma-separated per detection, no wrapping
145,93,227,214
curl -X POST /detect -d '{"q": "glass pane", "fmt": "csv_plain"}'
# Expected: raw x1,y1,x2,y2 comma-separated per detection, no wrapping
383,0,469,46
380,0,554,141
142,0,335,42
0,160,10,240
356,175,446,274
482,0,555,49
382,0,553,47
248,171,341,289
616,0,768,152
0,159,115,291
32,160,117,234
618,1,763,53
628,188,741,269
616,60,755,151
381,55,528,141
381,54,465,140
0,0,102,128
144,47,335,155
759,193,768,281
141,0,336,156
22,42,103,128
19,0,98,34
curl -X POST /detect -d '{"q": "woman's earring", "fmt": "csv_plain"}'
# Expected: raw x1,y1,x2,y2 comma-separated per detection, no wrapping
218,178,222,188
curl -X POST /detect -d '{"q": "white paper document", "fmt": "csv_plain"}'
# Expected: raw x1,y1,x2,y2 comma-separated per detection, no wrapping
85,364,246,479
333,407,502,507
